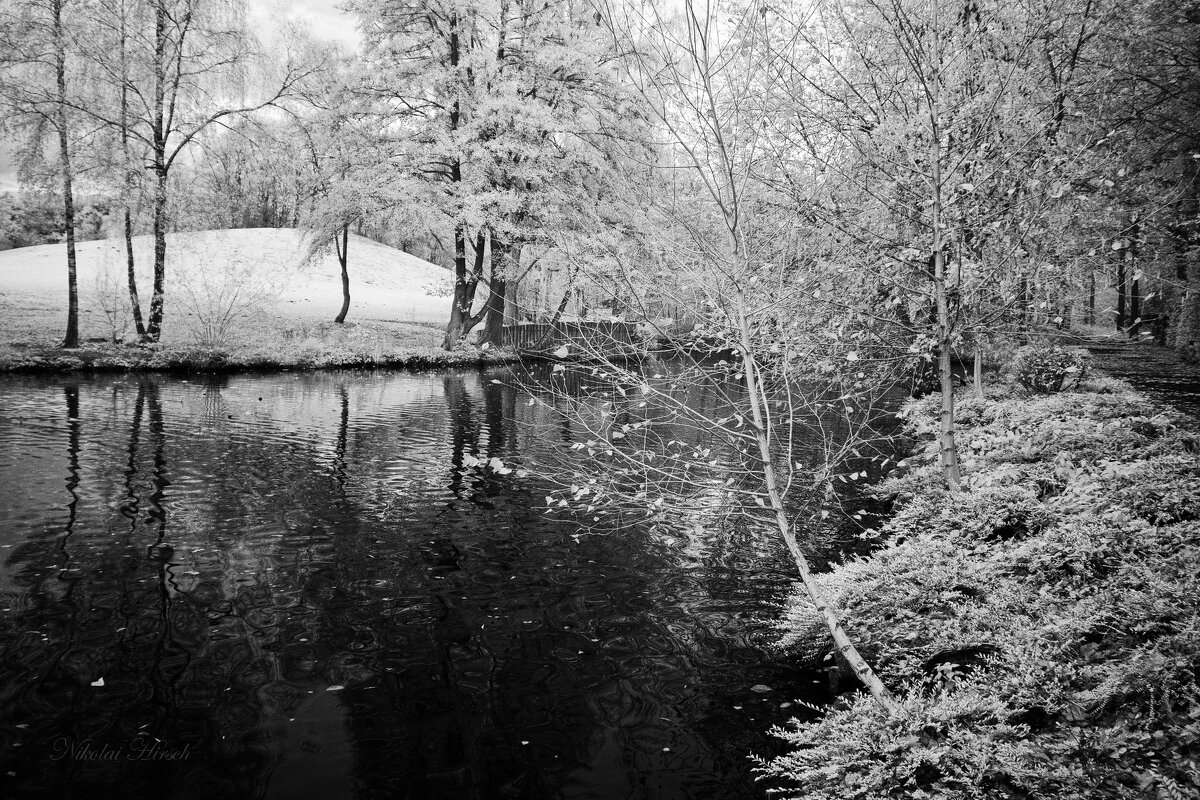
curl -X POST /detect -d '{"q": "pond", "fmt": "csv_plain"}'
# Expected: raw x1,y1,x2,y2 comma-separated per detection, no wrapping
0,363,851,800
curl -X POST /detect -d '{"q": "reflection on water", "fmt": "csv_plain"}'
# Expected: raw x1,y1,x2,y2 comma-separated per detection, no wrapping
0,364,835,800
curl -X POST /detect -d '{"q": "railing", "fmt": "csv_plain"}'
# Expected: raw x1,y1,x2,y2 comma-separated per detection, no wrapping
503,321,637,358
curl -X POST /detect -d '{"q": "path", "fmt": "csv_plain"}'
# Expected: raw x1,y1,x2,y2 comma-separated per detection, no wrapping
1084,338,1200,417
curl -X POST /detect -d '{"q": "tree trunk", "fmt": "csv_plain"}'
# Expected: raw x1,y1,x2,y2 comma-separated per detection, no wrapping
480,278,507,347
973,342,984,400
1128,222,1140,337
933,251,962,492
480,239,508,347
53,0,78,349
145,166,168,342
929,69,962,492
145,5,168,343
550,262,578,323
441,12,468,350
334,225,350,324
1086,269,1095,326
125,208,146,339
443,223,473,349
1115,244,1127,334
734,289,898,715
1017,273,1029,343
118,1,145,339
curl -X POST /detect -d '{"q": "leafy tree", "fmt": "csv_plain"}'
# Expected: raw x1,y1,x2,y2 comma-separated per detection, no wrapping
347,0,640,349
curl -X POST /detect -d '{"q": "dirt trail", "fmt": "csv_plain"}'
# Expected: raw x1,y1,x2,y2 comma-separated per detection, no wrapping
1085,339,1200,417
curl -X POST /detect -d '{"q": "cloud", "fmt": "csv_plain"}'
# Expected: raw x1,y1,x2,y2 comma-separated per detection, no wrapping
249,0,359,47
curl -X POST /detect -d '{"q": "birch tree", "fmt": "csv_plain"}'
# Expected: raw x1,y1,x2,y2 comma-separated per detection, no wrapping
579,0,904,714
62,0,316,341
0,0,84,347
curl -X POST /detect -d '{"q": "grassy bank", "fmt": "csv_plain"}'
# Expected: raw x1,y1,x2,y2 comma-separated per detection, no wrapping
762,372,1200,799
0,228,522,373
0,319,518,373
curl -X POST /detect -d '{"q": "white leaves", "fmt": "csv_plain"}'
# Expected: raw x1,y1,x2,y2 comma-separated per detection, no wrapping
463,453,513,475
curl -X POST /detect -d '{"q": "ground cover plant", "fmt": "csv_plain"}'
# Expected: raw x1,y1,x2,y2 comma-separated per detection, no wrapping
761,369,1200,799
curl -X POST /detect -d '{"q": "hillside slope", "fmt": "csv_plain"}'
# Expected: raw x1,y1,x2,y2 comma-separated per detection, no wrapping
0,227,453,345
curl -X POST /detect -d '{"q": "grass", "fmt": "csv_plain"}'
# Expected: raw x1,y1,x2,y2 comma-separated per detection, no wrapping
0,228,516,372
0,319,516,373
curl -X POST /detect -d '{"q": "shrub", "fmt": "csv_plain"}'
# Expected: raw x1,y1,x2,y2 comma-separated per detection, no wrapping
763,375,1200,799
91,244,133,343
173,235,277,347
1105,458,1200,525
1009,344,1088,394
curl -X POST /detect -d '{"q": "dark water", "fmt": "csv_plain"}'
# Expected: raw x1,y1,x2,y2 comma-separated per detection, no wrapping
0,364,834,800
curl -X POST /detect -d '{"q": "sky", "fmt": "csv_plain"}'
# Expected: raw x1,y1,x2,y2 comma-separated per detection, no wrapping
0,0,359,196
249,0,360,49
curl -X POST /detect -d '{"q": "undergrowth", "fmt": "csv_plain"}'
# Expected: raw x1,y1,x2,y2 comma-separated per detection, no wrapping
761,375,1200,799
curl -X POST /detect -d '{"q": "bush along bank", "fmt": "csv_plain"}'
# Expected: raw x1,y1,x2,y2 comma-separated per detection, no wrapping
760,371,1200,799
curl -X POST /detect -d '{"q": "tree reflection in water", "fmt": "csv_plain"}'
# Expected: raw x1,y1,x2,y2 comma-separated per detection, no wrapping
0,365,837,800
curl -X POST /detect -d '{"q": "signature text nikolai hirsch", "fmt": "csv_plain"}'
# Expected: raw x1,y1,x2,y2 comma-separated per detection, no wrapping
49,736,192,761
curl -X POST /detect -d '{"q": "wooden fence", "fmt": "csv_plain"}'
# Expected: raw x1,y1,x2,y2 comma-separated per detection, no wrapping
502,321,637,358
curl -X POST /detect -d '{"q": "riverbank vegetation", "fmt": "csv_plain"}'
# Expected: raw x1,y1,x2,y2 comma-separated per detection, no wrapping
760,365,1200,798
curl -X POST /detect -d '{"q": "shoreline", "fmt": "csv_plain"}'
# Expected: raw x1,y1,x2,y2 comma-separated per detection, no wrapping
0,324,524,375
0,345,523,375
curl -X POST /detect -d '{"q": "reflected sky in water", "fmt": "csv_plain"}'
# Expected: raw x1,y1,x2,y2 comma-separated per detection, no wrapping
0,364,841,800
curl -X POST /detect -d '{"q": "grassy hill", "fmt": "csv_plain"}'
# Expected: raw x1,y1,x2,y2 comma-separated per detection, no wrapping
0,228,501,371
